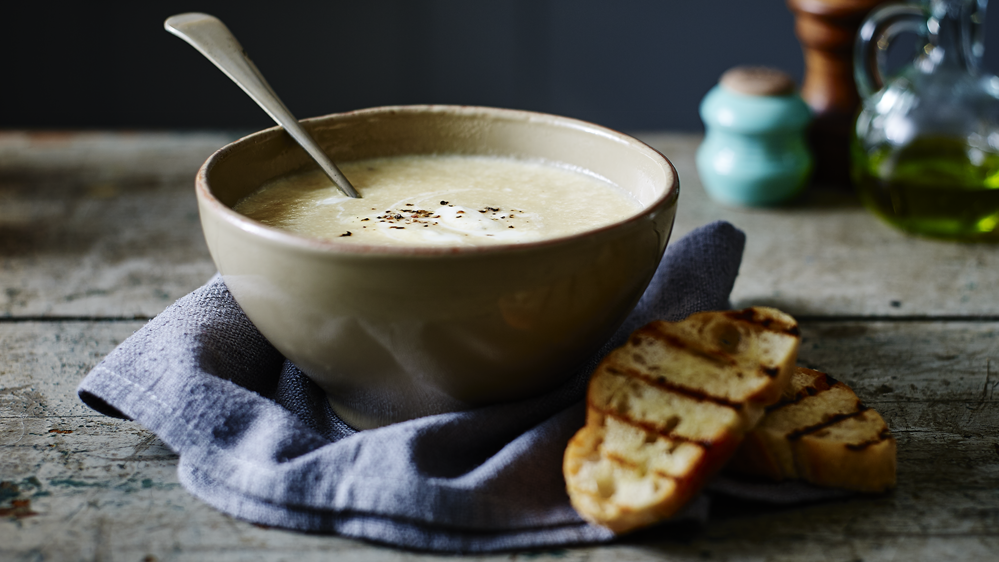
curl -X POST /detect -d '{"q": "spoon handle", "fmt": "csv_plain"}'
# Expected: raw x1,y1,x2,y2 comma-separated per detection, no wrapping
165,13,359,198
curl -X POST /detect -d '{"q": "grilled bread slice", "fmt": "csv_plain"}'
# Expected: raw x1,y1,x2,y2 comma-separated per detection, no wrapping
729,367,896,493
563,307,801,533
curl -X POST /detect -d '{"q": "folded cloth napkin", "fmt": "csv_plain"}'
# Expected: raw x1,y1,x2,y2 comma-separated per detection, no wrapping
78,220,833,553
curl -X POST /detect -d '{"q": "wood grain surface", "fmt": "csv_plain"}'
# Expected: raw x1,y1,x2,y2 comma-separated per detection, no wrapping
2,132,997,561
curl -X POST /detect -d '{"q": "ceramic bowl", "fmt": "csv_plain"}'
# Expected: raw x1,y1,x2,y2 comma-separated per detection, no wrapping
196,105,679,429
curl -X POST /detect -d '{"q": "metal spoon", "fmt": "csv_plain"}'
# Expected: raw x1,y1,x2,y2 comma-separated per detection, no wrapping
165,13,359,198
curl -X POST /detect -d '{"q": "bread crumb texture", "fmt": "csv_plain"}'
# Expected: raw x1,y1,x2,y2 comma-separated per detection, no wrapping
729,367,897,493
563,307,801,534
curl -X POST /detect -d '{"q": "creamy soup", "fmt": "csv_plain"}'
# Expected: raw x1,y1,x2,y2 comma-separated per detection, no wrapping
233,155,642,246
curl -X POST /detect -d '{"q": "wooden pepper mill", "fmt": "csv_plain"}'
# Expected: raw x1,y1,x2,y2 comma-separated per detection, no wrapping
786,0,887,186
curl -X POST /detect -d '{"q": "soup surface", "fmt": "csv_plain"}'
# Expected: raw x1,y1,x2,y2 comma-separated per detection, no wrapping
233,154,642,247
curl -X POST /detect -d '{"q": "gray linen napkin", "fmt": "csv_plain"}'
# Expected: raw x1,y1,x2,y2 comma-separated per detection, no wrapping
78,220,825,552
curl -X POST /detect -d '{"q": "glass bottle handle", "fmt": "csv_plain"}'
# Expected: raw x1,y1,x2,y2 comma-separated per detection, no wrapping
854,2,929,100
962,0,988,72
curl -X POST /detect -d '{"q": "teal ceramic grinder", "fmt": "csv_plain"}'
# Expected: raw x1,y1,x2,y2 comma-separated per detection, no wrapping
696,66,813,206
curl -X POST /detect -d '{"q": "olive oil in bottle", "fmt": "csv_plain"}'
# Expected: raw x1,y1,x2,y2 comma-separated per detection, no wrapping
852,137,999,240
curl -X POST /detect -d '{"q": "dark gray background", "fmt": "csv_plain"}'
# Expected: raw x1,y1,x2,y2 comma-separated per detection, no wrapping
5,1,997,132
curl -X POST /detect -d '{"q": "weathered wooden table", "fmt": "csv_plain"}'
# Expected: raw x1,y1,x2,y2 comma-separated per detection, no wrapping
2,131,997,561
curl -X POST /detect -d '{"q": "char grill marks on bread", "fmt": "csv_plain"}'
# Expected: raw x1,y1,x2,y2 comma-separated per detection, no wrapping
563,307,801,533
729,367,896,493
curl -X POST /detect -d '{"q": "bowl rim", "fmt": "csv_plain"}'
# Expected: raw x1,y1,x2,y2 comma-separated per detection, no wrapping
196,104,679,257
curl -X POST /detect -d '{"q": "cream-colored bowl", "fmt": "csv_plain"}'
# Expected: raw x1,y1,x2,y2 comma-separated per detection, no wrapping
197,105,679,429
